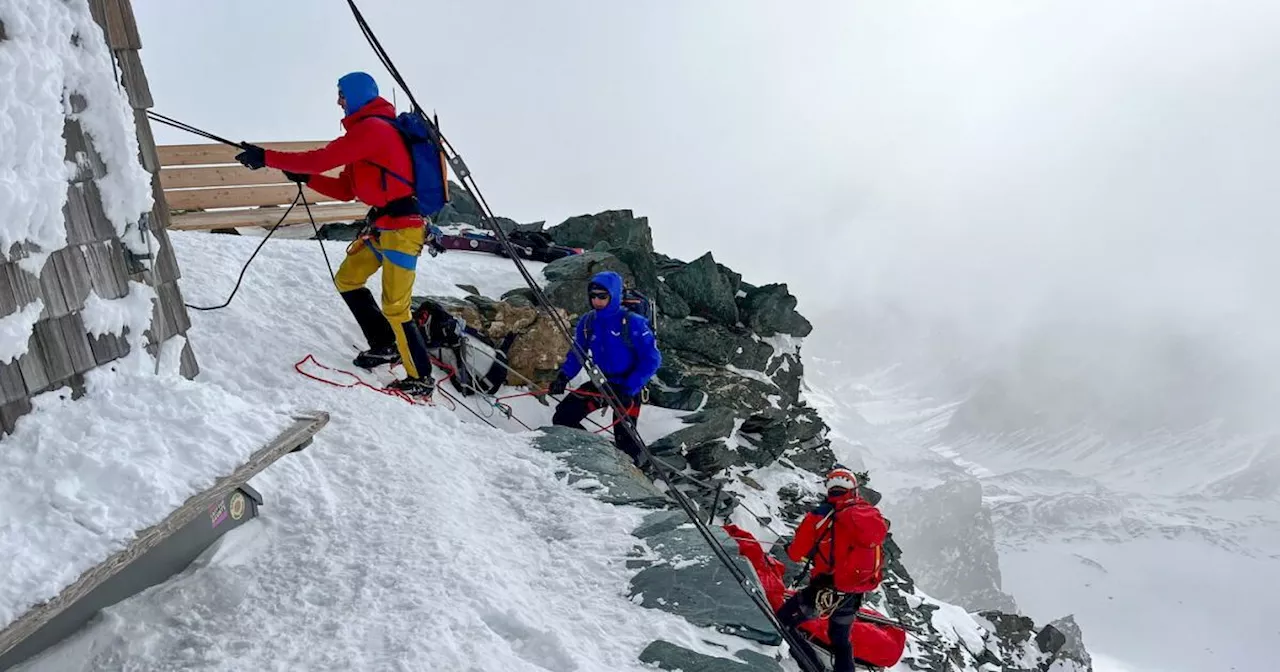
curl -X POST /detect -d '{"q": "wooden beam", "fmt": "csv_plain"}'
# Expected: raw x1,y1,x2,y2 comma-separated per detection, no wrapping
165,184,334,211
160,165,340,190
157,142,327,167
0,411,330,660
168,203,370,231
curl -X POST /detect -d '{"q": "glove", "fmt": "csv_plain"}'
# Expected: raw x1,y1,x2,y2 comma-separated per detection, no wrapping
547,372,569,396
235,144,267,170
283,170,310,184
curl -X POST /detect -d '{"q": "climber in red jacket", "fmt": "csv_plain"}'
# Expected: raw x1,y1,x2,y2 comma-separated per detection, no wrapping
233,72,434,399
781,466,889,672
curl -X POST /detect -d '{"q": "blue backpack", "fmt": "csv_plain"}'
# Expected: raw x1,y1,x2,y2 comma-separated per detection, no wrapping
371,110,450,218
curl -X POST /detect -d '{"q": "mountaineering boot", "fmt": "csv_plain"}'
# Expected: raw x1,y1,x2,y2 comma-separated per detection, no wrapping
353,344,401,370
341,287,397,357
387,375,434,400
400,319,435,381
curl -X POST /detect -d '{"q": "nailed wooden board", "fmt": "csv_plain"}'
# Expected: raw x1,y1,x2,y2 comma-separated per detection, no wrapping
160,164,341,190
157,142,327,167
0,411,330,660
168,203,369,231
165,184,334,211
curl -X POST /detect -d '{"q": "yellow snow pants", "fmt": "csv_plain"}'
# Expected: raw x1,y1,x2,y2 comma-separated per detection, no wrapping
334,226,426,378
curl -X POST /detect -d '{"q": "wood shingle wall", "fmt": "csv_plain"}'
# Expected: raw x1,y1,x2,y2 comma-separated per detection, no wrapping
0,0,198,435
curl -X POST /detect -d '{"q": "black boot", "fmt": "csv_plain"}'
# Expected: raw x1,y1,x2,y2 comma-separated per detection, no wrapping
400,319,435,382
353,344,400,370
387,375,434,400
341,287,396,351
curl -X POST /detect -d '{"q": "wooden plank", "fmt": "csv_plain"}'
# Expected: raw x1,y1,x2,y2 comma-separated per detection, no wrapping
160,164,340,190
55,313,96,376
102,0,141,50
157,142,327,167
0,359,27,406
88,330,129,367
80,240,130,301
62,181,97,246
168,203,369,231
0,398,33,437
0,411,330,656
134,108,159,174
3,265,40,309
179,338,199,379
32,320,75,384
56,247,93,314
115,49,151,110
16,334,50,396
165,184,334,211
36,256,70,320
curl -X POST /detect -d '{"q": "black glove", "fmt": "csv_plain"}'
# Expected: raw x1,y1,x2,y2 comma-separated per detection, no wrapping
235,144,266,170
547,372,569,396
283,170,310,184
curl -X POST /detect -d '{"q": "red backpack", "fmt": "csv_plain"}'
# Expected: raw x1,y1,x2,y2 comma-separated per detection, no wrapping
831,499,889,593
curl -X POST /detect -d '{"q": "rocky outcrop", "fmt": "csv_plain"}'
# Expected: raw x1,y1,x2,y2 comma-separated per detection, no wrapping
409,293,572,386
540,211,835,483
882,478,1018,613
534,427,1091,672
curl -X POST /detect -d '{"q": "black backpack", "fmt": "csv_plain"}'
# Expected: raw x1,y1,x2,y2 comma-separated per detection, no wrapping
583,287,657,348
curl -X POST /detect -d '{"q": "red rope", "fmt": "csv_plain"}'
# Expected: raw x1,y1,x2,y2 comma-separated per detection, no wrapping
294,353,460,410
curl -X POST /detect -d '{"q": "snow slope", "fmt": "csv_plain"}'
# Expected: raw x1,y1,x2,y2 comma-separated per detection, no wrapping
9,232,746,671
807,363,1280,672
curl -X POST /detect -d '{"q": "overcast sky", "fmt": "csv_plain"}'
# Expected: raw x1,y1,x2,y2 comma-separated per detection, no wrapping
135,1,1280,398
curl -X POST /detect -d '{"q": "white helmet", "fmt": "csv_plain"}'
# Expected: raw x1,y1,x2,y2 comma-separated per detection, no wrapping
825,466,859,493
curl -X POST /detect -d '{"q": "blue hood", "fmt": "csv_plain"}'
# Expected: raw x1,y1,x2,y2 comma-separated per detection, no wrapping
589,271,624,315
338,72,379,116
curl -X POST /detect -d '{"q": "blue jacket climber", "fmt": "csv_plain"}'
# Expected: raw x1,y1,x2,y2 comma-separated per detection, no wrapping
549,271,661,469
558,271,661,396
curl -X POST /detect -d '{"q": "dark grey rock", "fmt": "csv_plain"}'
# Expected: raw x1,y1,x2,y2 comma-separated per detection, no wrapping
657,281,691,320
530,426,668,508
738,283,813,337
658,320,771,370
634,510,691,539
456,284,480,296
463,294,501,321
629,524,781,645
638,640,783,672
547,209,654,254
312,222,364,241
664,252,740,325
657,358,780,414
687,440,742,474
649,407,737,455
541,251,634,318
1048,615,1092,669
647,385,706,412
883,478,1018,613
500,287,537,308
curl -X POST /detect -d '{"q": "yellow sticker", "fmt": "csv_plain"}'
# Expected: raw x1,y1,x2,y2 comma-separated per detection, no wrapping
229,491,247,521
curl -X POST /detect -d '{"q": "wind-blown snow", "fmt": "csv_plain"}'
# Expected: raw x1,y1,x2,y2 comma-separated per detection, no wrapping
0,298,44,363
0,346,296,631
11,232,758,671
0,0,153,271
80,283,156,338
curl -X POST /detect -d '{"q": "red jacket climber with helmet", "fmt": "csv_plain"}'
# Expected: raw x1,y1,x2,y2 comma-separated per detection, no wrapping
234,72,435,399
779,466,889,672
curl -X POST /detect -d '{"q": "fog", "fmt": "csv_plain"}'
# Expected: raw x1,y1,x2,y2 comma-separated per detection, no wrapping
135,1,1280,430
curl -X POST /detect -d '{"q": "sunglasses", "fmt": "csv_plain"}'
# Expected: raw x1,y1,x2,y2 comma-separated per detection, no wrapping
588,291,610,301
